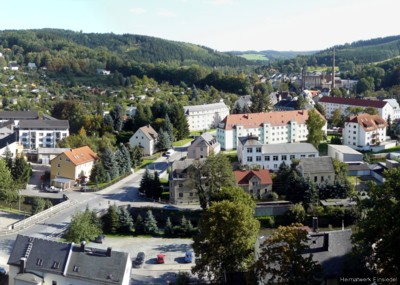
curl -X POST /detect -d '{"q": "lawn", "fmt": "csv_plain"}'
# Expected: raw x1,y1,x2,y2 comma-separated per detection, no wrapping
239,53,269,61
172,138,192,147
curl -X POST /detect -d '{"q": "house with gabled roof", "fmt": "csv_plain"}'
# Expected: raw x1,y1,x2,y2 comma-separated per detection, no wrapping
234,169,272,198
342,113,388,150
129,125,158,156
187,132,220,159
50,146,98,189
297,156,335,185
217,110,327,150
7,234,131,285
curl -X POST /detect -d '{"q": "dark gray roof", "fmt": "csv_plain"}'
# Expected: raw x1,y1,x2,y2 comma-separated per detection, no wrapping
0,119,14,128
238,136,263,146
305,229,352,277
0,111,38,120
0,132,18,149
19,120,70,129
299,157,335,173
8,235,129,285
191,132,218,147
66,246,129,284
137,125,158,140
8,235,70,275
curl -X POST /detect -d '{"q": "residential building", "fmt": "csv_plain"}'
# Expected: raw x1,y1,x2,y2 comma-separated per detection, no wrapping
37,147,71,164
184,101,230,131
0,120,15,139
327,144,363,162
27,62,37,70
0,133,22,158
129,125,158,156
237,137,319,171
234,169,272,198
297,156,335,185
0,111,39,125
217,110,327,150
383,99,400,120
318,97,394,121
8,61,19,71
96,68,111,75
342,113,387,150
234,95,252,110
8,235,131,285
18,120,70,150
187,132,220,159
169,158,204,204
50,146,98,189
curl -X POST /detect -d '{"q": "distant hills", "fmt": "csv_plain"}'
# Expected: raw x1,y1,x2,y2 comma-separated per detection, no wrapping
228,50,317,61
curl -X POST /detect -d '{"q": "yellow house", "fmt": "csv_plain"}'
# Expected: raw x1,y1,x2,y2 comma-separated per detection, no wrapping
50,146,98,189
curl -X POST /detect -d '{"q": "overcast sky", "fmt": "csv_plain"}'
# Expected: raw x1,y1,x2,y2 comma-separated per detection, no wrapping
1,0,399,52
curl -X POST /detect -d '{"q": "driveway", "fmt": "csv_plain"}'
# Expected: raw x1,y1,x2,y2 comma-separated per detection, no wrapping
27,162,50,190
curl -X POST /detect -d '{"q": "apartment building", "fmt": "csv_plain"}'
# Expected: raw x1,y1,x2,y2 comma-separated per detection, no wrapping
217,110,326,150
187,132,220,159
184,101,229,131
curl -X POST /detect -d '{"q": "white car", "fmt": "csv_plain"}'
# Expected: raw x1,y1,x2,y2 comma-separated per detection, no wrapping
165,149,175,157
45,186,62,193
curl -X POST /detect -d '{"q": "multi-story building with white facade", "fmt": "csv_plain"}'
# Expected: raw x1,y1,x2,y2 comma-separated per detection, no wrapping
342,113,387,150
18,120,70,150
129,125,158,156
383,99,400,120
318,97,394,121
184,101,229,131
217,110,327,150
237,136,319,171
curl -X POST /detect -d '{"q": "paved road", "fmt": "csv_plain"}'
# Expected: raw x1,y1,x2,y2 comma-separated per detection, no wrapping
0,145,200,283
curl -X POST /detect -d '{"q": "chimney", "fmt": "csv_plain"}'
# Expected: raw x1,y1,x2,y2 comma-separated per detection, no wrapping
106,247,112,257
312,216,318,232
20,257,27,273
80,241,86,252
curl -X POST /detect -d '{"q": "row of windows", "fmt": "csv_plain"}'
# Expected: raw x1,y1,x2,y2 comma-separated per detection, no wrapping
178,192,197,198
246,154,315,162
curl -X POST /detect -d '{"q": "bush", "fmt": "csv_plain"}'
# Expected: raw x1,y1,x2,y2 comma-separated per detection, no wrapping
161,192,170,201
257,216,275,228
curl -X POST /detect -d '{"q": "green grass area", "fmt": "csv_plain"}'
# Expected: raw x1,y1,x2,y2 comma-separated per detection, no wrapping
172,138,192,147
318,143,328,156
190,130,202,136
223,150,238,163
239,54,269,61
307,66,340,72
374,146,400,153
135,158,154,171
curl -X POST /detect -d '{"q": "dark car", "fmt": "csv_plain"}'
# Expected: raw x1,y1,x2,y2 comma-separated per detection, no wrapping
133,252,145,268
0,267,6,275
94,235,105,244
184,251,193,263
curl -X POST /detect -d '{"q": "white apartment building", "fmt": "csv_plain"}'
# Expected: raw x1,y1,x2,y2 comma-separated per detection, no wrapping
217,110,327,150
184,101,229,131
129,125,158,156
237,137,319,171
318,97,394,121
342,113,387,150
383,99,400,120
18,120,70,150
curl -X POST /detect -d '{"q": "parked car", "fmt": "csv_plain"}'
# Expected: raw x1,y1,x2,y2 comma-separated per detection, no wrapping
133,252,145,268
184,251,193,263
0,267,6,275
45,186,62,193
94,235,105,244
156,253,165,264
164,149,175,157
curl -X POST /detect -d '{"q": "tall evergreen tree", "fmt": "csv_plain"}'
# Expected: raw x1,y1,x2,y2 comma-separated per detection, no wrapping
157,128,172,151
110,104,124,132
144,210,159,234
139,167,153,196
169,103,189,140
164,217,174,236
3,146,13,170
133,104,150,132
90,161,107,184
12,154,31,188
164,114,174,141
135,214,145,234
128,144,143,167
151,171,164,199
101,147,119,180
118,206,133,233
102,114,114,133
103,205,120,234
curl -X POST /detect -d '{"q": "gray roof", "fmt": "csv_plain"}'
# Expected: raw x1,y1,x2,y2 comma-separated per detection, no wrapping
239,136,263,147
305,229,352,277
184,102,228,113
8,235,129,285
299,156,335,173
0,111,38,120
262,143,318,154
328,144,362,155
0,132,18,149
37,147,70,155
191,132,218,147
172,158,196,172
19,120,70,129
137,125,158,140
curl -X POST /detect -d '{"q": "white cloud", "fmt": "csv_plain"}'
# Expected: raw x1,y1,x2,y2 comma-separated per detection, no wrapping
129,8,146,14
158,10,176,17
208,0,234,5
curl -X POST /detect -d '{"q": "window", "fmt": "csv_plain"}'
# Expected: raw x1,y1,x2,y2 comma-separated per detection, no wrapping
353,131,356,134
57,164,60,168
247,148,253,153
179,193,183,198
314,176,318,182
178,183,183,188
52,281,57,285
290,155,295,159
59,157,62,160
321,176,324,182
253,181,259,186
256,147,261,153
282,155,287,160
256,156,261,161
265,156,270,161
189,192,193,197
301,155,306,158
200,147,203,151
247,157,253,162
273,164,278,169
273,156,278,161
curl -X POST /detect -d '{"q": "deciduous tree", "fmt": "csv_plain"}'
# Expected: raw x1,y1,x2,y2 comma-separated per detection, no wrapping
306,109,326,148
65,208,102,243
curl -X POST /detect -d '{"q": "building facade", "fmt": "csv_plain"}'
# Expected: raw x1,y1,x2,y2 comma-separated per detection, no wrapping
318,97,394,121
297,156,335,185
237,137,319,171
187,132,220,159
18,120,70,150
327,144,363,162
342,113,387,150
129,125,158,156
8,235,131,285
217,110,327,150
50,146,98,188
184,101,229,131
234,169,273,198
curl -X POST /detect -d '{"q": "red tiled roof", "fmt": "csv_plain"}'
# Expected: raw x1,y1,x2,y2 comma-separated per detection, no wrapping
234,169,273,186
347,113,387,131
221,110,318,130
319,97,387,108
63,146,98,165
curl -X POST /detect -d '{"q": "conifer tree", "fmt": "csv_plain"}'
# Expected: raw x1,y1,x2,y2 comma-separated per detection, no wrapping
144,210,159,234
118,207,133,233
101,147,119,180
103,205,120,234
164,217,174,236
164,114,174,142
135,214,145,234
